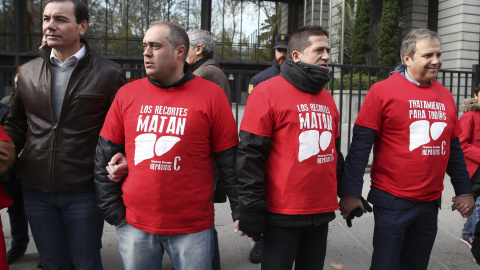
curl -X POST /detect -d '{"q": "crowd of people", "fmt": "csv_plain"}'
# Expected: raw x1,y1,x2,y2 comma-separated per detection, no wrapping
0,0,479,269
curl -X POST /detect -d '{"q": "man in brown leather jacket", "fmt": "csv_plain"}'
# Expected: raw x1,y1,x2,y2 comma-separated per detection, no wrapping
186,29,231,104
4,0,127,269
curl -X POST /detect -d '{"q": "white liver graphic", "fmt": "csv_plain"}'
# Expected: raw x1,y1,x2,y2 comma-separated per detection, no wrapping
298,130,320,162
135,133,157,165
430,122,447,140
134,134,181,165
155,136,181,156
409,120,447,151
319,131,332,151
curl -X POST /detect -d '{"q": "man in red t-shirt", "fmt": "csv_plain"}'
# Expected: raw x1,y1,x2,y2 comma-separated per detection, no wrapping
94,22,239,270
236,26,343,269
338,29,475,269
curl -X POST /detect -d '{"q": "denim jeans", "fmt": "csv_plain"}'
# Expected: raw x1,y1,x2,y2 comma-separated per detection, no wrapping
116,221,214,270
23,188,104,270
462,196,480,240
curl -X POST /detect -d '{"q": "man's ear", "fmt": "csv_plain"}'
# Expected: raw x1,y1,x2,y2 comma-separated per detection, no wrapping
176,45,186,60
292,50,301,63
195,44,203,56
403,53,411,66
79,20,88,36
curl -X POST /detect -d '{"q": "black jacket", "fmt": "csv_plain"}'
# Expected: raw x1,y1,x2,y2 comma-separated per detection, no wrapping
249,59,281,88
4,40,127,193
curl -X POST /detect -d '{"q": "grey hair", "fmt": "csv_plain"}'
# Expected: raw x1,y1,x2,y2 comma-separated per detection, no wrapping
149,21,189,60
187,29,215,58
400,28,440,65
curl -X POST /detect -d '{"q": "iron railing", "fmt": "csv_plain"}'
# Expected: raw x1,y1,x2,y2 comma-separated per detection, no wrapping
0,64,476,151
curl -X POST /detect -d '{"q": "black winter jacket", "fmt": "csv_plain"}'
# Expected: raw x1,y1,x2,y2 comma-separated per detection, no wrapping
249,59,281,88
4,40,127,193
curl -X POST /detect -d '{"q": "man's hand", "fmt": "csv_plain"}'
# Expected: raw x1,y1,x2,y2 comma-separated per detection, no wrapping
234,220,239,233
339,196,372,227
106,153,128,182
339,196,363,218
452,195,475,218
238,208,265,241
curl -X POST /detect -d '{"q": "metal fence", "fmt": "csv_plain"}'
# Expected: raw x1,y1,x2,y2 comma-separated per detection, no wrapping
0,63,477,151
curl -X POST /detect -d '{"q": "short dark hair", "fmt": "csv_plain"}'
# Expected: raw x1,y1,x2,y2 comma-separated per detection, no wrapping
287,26,329,57
150,21,190,61
46,0,89,24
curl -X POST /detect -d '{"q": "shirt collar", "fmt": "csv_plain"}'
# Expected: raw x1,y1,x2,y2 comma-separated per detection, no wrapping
404,69,435,86
50,44,86,67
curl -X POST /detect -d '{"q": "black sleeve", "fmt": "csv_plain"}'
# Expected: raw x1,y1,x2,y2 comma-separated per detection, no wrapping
446,137,473,196
94,136,126,225
235,130,271,239
336,137,345,196
0,104,10,125
338,125,376,197
213,146,239,221
236,131,271,209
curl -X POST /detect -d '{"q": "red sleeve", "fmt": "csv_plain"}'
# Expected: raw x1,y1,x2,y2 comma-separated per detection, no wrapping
459,112,480,164
99,88,125,144
240,90,274,137
450,102,462,140
331,99,341,139
355,85,382,132
0,125,12,142
210,91,239,152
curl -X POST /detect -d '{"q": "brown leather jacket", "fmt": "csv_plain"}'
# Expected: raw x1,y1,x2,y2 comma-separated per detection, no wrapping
192,58,231,104
4,40,127,193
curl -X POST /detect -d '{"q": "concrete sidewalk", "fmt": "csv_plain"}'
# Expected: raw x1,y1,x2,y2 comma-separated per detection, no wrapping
2,174,479,269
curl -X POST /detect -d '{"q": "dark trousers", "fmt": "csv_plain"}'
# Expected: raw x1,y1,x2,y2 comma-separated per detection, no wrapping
261,223,328,270
2,169,29,258
471,218,480,264
369,189,438,270
213,226,221,270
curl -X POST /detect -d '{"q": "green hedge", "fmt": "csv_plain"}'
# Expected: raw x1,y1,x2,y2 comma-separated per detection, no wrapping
332,72,379,90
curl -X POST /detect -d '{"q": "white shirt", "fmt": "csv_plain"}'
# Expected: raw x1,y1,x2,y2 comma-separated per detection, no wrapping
50,44,86,67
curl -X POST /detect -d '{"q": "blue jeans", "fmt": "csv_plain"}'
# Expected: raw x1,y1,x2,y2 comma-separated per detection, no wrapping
23,188,104,270
116,221,214,270
462,196,480,239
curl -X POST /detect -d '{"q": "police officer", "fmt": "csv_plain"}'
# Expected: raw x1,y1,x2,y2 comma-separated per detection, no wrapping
248,33,290,94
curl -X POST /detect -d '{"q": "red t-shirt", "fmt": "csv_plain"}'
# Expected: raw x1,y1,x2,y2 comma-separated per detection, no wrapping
100,77,239,234
356,72,461,201
0,125,12,210
241,76,340,215
0,125,10,141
